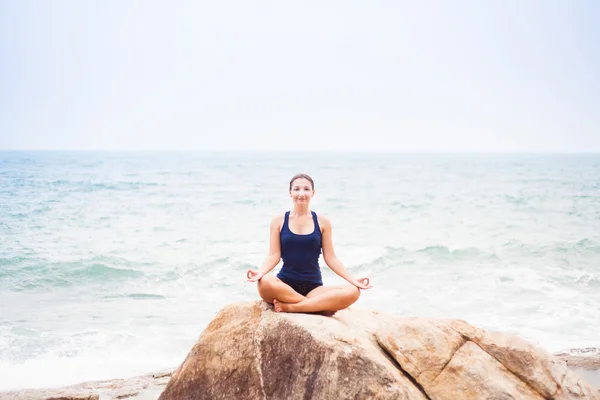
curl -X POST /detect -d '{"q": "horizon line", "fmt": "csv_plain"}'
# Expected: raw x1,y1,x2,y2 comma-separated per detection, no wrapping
0,149,599,155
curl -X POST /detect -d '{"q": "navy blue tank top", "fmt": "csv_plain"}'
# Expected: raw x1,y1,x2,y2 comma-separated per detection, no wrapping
277,211,323,284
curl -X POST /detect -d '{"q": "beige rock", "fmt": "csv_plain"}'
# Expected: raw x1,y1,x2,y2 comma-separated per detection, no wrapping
555,351,600,392
41,396,99,400
375,318,465,386
159,301,600,400
158,301,265,400
159,302,425,400
0,369,173,400
470,331,564,398
466,328,598,399
427,341,544,400
560,369,600,399
556,351,600,370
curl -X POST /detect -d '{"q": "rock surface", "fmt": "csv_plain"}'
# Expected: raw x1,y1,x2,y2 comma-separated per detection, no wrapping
556,350,600,392
557,349,600,370
0,369,173,400
159,301,600,400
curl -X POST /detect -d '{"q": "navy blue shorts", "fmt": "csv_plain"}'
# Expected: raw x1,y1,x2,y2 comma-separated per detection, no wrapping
278,276,322,296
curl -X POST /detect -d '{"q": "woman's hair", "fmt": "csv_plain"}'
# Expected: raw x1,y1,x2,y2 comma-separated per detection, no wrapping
289,173,314,190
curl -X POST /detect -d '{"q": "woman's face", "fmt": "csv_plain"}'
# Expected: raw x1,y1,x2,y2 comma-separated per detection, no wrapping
289,178,314,205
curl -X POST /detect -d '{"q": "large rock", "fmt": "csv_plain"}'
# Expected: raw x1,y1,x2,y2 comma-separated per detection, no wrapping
159,301,599,400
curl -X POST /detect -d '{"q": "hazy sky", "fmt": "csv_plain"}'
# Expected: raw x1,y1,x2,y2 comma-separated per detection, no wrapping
1,1,599,152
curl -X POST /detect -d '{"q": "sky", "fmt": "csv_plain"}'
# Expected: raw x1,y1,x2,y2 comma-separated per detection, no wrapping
1,1,599,152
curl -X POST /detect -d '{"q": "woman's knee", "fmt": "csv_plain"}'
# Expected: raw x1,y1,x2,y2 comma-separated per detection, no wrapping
346,285,360,302
257,275,275,295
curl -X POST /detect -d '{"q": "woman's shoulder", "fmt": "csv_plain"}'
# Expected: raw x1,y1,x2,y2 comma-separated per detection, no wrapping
315,212,332,229
270,213,287,229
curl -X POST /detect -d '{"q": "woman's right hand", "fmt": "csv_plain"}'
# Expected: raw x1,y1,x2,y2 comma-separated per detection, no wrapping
246,269,264,282
352,277,372,290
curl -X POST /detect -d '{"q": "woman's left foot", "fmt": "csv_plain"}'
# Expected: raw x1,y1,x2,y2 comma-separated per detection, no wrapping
320,310,336,317
273,299,336,316
273,299,288,312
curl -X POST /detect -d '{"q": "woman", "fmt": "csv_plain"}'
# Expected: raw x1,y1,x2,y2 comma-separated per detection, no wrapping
246,173,372,315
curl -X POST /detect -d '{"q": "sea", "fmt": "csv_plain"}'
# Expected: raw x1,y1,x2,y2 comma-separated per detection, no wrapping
1,151,599,391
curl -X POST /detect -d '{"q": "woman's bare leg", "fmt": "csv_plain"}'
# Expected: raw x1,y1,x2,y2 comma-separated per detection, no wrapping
257,274,305,304
273,284,359,313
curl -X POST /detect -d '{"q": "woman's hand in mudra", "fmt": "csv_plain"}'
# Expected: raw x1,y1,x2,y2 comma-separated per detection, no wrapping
352,277,372,290
246,269,264,282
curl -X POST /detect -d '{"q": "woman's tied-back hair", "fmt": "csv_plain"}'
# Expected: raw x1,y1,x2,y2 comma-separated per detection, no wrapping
289,173,314,190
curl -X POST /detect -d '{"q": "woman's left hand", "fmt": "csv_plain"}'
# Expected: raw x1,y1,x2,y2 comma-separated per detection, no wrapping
352,277,372,290
246,269,264,282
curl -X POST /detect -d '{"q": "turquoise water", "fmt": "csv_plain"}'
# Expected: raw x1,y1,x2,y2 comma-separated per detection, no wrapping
1,151,599,390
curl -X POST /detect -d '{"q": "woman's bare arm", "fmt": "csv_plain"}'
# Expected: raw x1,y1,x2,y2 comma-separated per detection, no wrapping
247,215,283,281
320,215,371,289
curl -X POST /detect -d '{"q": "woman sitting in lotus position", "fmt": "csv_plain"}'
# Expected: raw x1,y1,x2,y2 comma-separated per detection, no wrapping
246,173,372,314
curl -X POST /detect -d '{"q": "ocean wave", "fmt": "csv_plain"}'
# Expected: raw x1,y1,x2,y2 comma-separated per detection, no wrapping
1,256,144,291
6,206,53,218
500,239,600,259
146,257,254,286
504,194,528,205
105,293,167,300
70,263,143,279
573,274,600,289
233,199,256,206
355,245,493,272
126,293,166,300
389,201,425,209
48,180,163,192
553,239,600,255
415,245,490,261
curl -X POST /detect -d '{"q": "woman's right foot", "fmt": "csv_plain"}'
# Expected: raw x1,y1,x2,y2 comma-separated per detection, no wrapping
273,299,286,312
274,299,336,316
